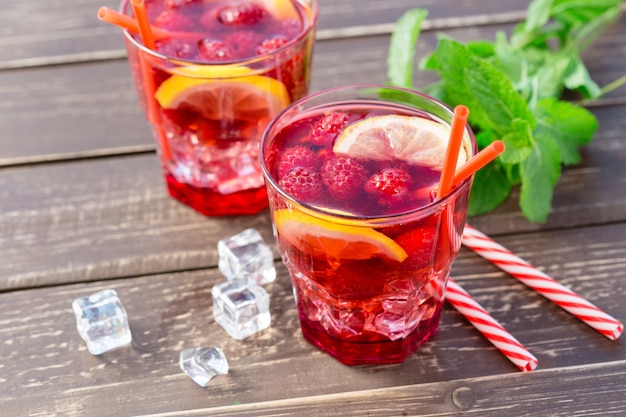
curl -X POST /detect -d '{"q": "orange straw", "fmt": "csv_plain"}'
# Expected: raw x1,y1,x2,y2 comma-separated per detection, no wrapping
452,140,505,187
130,0,156,49
100,2,172,160
98,7,205,41
437,105,469,199
98,7,167,40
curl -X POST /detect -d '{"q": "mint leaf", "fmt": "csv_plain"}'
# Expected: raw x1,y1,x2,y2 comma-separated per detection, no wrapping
533,98,598,165
564,56,602,99
532,51,574,101
525,0,554,32
466,40,495,59
464,55,536,135
434,39,492,130
468,160,513,216
519,132,561,222
387,9,428,89
499,119,534,165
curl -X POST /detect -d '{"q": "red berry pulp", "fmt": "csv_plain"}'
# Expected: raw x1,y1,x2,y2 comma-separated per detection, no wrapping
124,0,317,216
264,104,472,364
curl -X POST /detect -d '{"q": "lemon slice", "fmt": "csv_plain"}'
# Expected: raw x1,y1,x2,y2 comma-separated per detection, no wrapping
168,65,252,78
274,209,408,262
333,115,469,171
260,0,299,20
155,74,290,122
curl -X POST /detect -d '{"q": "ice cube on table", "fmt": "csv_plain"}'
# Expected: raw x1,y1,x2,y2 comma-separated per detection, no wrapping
179,347,229,387
218,228,276,285
72,289,131,355
212,278,271,340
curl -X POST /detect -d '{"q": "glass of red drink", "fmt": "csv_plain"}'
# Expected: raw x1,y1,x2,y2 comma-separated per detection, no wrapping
121,0,319,216
260,85,477,365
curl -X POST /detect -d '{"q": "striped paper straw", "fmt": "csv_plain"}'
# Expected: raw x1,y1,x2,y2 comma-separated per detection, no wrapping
462,224,624,341
446,278,538,372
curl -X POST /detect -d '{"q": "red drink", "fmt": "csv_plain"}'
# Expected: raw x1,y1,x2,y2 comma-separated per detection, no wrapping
122,0,318,216
261,86,476,365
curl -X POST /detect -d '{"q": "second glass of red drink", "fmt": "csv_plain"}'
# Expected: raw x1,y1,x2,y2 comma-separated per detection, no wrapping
121,0,319,216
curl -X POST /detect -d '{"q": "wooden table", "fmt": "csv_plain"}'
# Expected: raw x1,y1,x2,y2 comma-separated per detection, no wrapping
2,1,626,415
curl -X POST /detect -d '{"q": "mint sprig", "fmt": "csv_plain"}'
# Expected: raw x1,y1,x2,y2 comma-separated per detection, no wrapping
387,0,624,223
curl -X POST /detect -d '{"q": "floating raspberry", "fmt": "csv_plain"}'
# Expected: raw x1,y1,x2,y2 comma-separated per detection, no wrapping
218,2,268,26
225,30,265,58
365,167,413,207
153,10,196,32
311,112,350,147
156,38,196,59
277,146,319,177
256,35,289,55
197,39,235,61
320,156,368,200
394,227,436,270
278,167,324,202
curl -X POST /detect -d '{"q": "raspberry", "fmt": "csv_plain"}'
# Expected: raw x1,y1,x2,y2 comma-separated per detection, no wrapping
365,167,413,207
197,39,235,61
394,227,436,270
278,167,324,202
311,112,350,147
153,10,196,32
218,2,268,26
256,35,289,55
225,30,265,58
277,146,319,177
155,38,196,59
320,156,368,200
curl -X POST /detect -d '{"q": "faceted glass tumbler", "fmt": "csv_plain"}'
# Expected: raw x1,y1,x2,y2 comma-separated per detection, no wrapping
212,278,271,340
72,289,132,355
218,228,276,285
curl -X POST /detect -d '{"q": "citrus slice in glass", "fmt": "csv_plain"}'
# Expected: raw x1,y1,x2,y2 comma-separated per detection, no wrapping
260,0,299,20
155,74,290,122
168,65,252,78
274,209,408,262
333,115,468,170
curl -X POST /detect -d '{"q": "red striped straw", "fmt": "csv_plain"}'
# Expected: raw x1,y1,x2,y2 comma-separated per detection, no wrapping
462,224,624,340
446,278,538,371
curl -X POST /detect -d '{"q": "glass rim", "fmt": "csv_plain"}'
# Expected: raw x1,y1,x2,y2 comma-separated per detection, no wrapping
260,83,478,225
120,0,320,68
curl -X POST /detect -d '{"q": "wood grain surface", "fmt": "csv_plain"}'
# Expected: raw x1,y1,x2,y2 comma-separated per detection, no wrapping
3,223,625,416
1,0,625,416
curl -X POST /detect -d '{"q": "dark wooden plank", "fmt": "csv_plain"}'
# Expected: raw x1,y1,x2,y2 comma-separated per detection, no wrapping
0,154,275,290
2,15,625,164
2,223,625,416
0,0,531,67
1,100,625,291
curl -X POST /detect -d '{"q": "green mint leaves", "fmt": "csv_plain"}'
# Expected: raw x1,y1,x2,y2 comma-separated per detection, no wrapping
386,0,623,223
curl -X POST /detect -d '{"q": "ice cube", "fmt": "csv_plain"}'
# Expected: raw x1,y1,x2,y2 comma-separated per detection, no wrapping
72,289,132,355
218,228,276,285
179,347,229,387
212,278,271,340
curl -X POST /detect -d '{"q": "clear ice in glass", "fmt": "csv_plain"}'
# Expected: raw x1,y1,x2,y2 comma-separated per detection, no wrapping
72,289,132,355
179,347,229,387
212,278,271,340
218,228,276,285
